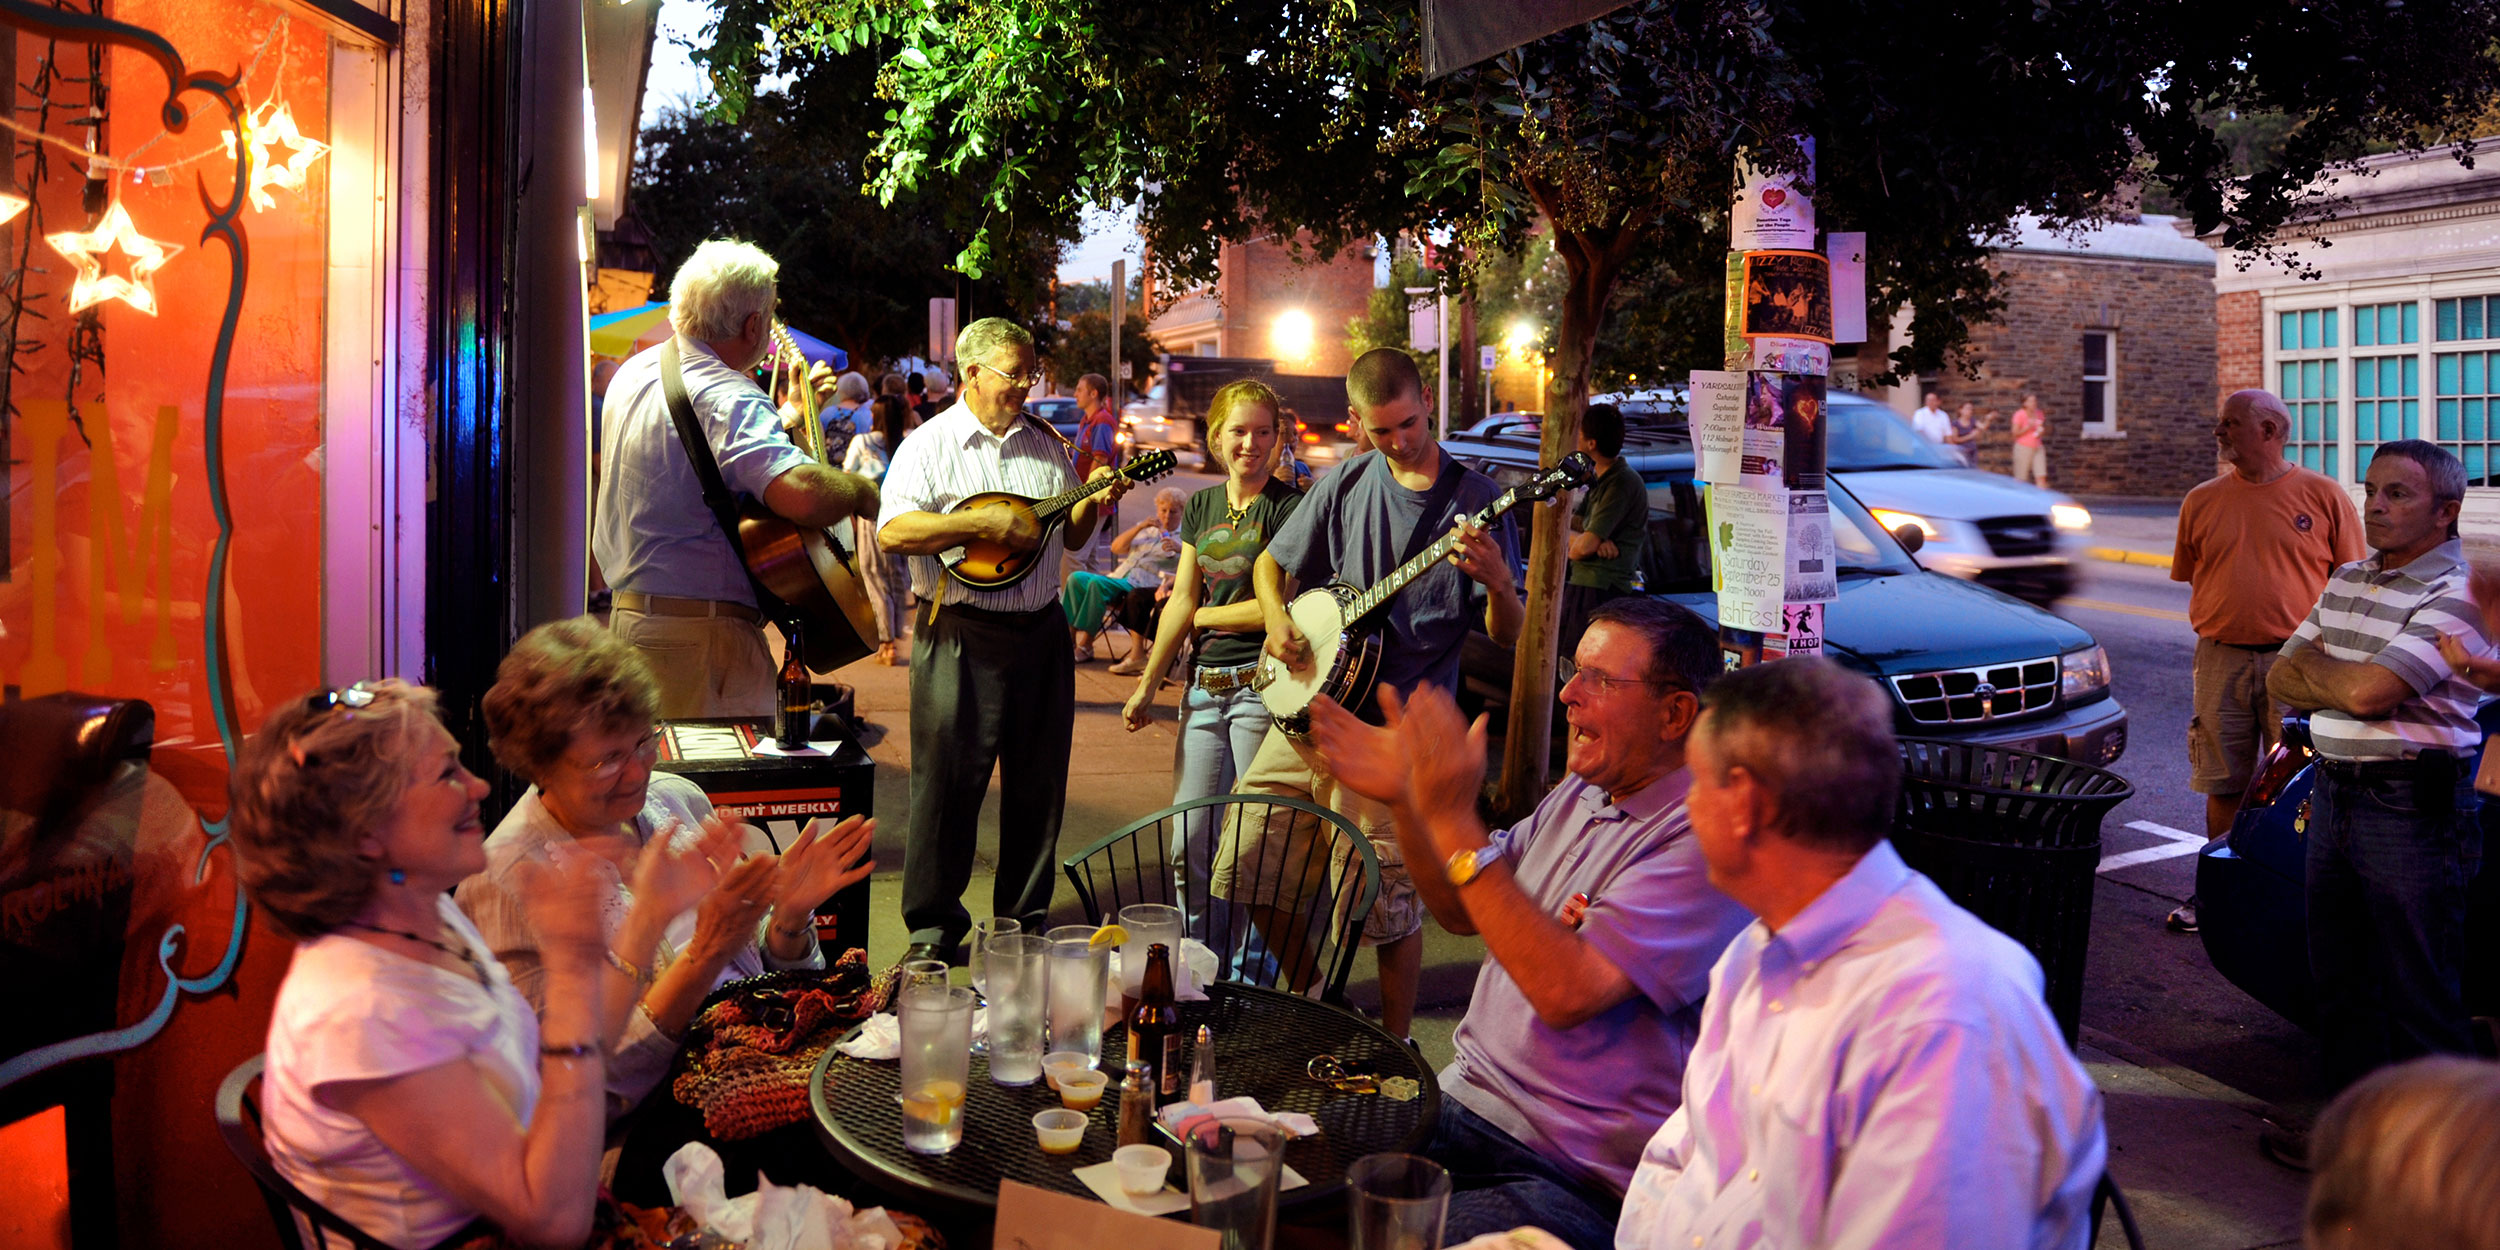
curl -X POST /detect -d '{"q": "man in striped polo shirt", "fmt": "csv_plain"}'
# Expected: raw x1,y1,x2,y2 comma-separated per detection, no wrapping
2267,439,2490,1166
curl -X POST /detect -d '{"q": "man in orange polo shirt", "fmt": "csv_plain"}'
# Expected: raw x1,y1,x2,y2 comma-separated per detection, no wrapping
2166,388,2364,932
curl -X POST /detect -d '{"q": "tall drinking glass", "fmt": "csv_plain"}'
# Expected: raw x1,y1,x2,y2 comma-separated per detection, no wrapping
1118,903,1185,1004
1347,1153,1450,1250
1044,924,1110,1065
984,933,1050,1086
968,917,1021,1055
896,984,974,1154
969,917,1023,999
1186,1117,1286,1250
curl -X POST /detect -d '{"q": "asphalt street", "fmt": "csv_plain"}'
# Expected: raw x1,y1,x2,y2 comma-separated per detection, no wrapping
2057,559,2329,1118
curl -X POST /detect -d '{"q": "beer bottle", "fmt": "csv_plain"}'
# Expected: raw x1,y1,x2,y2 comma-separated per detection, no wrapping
1133,943,1183,1106
776,625,811,749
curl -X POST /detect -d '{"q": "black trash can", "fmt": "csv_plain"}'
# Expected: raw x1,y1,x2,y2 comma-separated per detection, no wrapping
1891,737,2134,1046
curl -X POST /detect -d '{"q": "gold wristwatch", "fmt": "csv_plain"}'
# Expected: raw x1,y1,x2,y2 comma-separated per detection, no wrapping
1445,841,1507,888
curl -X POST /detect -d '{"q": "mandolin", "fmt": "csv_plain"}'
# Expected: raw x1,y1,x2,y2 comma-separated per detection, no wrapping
940,447,1179,591
734,324,879,672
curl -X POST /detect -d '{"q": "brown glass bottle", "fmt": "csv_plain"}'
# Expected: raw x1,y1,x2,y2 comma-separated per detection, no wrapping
1132,943,1183,1106
776,625,811,748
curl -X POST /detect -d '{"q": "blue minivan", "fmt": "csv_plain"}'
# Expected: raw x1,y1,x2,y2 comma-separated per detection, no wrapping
1448,427,2127,765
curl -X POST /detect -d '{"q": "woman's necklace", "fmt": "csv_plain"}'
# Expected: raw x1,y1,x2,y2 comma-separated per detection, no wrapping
1223,482,1260,528
340,919,493,989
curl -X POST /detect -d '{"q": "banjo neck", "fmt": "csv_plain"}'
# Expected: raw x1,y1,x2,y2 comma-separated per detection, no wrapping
1342,484,1524,625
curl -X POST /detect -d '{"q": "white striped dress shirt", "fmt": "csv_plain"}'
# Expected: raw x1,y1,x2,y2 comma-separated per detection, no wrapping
2283,539,2491,761
875,400,1082,613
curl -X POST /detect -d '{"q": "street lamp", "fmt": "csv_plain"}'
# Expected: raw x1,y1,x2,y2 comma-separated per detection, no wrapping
1272,308,1315,362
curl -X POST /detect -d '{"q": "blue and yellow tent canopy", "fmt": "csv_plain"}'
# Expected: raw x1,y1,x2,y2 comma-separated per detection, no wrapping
588,302,849,372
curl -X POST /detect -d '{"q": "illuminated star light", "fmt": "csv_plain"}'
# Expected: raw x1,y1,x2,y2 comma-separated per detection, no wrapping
221,100,330,212
47,201,182,316
0,193,24,226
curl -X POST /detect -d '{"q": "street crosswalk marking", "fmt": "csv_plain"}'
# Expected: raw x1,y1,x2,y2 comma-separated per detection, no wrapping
2097,819,2208,873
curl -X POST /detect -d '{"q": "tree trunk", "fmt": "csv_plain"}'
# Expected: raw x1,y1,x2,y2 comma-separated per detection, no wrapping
1495,208,1638,819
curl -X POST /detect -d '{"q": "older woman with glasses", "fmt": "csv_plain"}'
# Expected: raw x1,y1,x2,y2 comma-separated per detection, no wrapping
456,617,874,1117
233,680,629,1248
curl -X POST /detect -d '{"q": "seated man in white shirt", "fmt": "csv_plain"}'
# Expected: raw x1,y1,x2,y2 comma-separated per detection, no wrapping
1615,656,2107,1250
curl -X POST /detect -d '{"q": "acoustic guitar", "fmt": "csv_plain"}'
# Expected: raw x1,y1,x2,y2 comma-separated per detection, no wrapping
940,447,1179,591
1256,453,1595,736
735,325,879,672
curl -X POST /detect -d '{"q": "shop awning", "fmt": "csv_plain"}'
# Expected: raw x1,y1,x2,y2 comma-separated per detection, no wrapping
588,303,851,373
589,301,669,358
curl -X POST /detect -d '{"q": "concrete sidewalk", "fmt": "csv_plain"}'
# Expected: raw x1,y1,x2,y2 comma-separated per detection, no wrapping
827,622,2308,1249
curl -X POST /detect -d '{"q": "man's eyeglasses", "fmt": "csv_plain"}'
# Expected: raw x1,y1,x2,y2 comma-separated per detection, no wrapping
967,360,1045,389
1558,657,1685,697
565,728,663,781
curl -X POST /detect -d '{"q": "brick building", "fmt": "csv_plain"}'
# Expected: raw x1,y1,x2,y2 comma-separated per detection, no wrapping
1148,232,1377,375
2203,142,2500,532
1865,214,2221,499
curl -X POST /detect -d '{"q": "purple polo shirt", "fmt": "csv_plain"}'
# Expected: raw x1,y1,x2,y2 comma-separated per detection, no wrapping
1436,769,1752,1195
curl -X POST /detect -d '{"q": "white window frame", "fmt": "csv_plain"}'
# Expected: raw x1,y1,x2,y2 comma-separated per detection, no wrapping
2079,330,2118,437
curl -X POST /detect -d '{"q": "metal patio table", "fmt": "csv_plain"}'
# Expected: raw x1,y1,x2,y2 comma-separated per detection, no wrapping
807,981,1438,1214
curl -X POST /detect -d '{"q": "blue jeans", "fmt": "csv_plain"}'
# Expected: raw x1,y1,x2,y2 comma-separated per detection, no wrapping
1175,678,1271,969
2307,764,2484,1090
1422,1100,1621,1250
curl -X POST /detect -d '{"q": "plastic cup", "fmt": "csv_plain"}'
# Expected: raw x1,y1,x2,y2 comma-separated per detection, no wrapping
897,984,974,1155
1044,925,1110,1064
1119,903,1185,1001
1115,1143,1173,1195
1043,1051,1092,1090
984,933,1050,1086
1057,1069,1109,1110
1347,1153,1451,1250
1187,1117,1286,1250
1032,1108,1087,1155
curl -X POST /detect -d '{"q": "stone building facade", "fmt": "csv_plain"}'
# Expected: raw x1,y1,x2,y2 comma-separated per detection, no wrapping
1864,215,2221,499
2204,142,2500,533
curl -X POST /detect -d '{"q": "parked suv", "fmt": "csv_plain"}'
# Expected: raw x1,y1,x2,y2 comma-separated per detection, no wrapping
1596,388,2094,605
1446,427,2127,765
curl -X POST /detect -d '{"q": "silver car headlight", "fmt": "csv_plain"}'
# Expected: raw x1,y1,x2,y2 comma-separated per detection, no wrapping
2060,645,2111,700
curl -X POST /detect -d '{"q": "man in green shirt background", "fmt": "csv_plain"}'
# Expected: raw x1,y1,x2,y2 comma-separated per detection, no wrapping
1562,403,1649,658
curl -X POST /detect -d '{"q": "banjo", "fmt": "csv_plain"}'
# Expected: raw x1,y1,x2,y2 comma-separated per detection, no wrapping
1257,452,1595,734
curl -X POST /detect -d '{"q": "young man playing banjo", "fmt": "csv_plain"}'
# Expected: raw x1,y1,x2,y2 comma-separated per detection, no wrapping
877,316,1133,964
594,238,880,717
1237,347,1523,1040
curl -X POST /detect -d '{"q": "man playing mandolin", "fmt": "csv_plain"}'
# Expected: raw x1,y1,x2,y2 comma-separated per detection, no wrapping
876,317,1134,963
594,239,881,718
1234,347,1523,1041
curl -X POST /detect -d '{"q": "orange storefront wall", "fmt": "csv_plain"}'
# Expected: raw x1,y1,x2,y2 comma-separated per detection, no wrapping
0,2,345,1246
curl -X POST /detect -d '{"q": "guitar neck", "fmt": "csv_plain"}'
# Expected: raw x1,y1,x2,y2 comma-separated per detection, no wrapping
1030,467,1135,525
1345,487,1521,623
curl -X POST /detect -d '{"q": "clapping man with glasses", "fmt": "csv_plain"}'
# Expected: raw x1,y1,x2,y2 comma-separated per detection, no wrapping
878,317,1132,964
1305,597,1751,1250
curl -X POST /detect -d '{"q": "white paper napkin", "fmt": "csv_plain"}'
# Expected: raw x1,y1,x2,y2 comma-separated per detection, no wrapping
1072,1159,1308,1216
1155,1097,1320,1139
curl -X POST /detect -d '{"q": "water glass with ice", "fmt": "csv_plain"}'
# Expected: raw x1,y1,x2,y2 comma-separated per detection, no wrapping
1044,924,1110,1064
1118,903,1185,1002
896,983,974,1154
983,933,1049,1086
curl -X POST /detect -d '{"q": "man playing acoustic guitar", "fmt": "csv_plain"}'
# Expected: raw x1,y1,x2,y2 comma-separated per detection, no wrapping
877,317,1133,963
1238,347,1523,1040
595,239,881,718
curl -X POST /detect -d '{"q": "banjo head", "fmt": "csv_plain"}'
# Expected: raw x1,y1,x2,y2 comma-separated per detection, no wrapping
1258,586,1360,725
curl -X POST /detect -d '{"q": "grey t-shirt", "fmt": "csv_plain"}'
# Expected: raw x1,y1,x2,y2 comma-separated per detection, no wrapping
1263,449,1518,700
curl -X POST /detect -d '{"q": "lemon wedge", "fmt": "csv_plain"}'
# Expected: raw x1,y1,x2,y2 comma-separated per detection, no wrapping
1089,923,1129,950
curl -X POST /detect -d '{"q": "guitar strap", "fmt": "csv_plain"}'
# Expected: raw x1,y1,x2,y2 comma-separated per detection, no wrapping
659,338,789,630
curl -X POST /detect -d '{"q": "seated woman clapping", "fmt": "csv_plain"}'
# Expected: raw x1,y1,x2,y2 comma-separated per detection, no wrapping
231,680,614,1249
455,617,874,1116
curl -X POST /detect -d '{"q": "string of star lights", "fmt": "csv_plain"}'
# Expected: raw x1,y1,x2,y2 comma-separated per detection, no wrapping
0,17,328,315
46,200,181,316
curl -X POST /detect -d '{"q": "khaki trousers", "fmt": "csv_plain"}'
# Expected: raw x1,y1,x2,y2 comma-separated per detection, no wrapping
609,607,777,719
